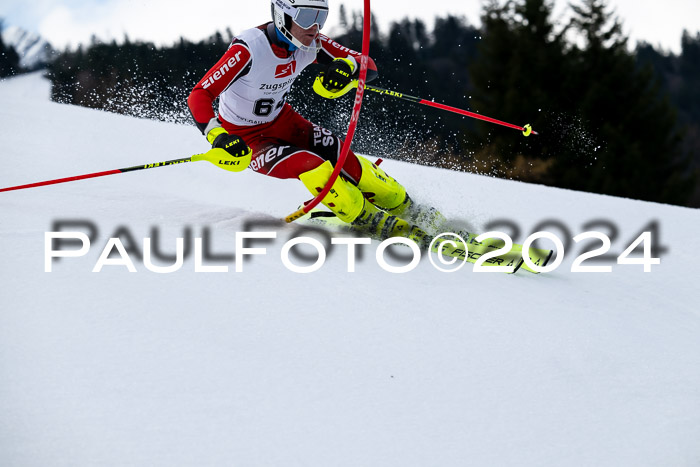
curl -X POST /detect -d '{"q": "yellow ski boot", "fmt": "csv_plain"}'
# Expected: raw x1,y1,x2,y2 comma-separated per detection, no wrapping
355,156,445,235
299,161,429,246
352,199,430,247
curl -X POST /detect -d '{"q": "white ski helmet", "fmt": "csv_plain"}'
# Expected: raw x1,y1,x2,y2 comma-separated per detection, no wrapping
271,0,329,51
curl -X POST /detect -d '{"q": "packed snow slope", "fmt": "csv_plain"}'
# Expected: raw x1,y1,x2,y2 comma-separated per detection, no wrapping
1,72,699,467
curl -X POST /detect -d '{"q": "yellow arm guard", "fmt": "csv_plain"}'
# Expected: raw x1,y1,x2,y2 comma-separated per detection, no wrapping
203,120,252,173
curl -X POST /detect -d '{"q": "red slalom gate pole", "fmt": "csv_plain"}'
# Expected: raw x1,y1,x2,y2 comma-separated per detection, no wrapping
365,84,538,137
285,0,372,223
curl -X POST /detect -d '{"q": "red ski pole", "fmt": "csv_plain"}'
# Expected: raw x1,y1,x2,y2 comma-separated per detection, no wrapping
0,148,246,193
365,84,538,136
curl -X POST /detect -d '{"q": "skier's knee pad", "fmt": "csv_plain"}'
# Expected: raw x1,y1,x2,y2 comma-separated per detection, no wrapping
299,160,365,223
356,155,408,213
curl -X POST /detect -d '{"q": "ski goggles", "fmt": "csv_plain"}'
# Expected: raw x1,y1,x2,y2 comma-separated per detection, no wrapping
292,7,328,30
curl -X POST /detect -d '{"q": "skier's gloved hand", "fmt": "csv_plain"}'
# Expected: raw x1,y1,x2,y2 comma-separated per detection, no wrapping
313,56,358,99
209,129,250,158
324,57,357,91
205,122,252,172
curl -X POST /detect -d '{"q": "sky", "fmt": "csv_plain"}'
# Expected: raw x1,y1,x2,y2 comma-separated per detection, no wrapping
1,0,699,54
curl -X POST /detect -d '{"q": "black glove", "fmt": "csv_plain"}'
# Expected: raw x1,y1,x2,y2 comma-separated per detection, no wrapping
322,57,357,92
208,128,251,158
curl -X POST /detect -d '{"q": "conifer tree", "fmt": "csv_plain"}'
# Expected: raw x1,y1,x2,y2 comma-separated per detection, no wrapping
559,0,694,204
0,20,21,78
469,0,569,177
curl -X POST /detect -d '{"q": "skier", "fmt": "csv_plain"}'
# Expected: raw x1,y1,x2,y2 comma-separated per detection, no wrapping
187,0,428,242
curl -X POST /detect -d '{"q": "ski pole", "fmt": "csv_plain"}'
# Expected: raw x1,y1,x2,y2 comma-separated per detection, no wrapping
0,148,246,193
365,84,537,136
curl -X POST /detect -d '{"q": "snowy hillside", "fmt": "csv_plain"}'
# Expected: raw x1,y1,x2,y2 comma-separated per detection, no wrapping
1,72,699,467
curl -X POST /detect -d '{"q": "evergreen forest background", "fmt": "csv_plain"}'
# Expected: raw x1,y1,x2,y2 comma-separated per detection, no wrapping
2,0,699,207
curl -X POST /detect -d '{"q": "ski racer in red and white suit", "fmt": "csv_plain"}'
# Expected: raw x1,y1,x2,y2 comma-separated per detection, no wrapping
188,22,376,182
187,1,426,241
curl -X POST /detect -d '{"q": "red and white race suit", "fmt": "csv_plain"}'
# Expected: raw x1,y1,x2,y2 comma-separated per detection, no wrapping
188,22,378,181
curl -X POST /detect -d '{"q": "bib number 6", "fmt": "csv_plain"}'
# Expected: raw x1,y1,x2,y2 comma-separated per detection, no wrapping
253,94,289,117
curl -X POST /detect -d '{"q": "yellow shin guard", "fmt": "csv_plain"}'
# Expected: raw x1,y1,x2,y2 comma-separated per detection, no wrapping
299,161,429,246
299,161,365,223
356,156,409,214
